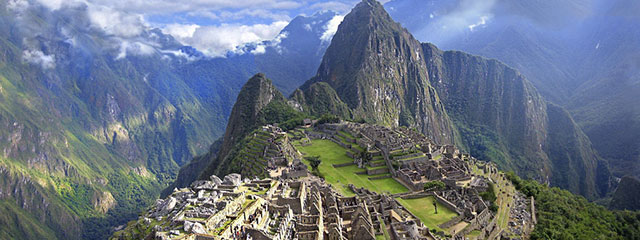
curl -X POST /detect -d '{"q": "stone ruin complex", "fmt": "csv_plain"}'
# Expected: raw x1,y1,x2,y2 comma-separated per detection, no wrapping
116,122,536,240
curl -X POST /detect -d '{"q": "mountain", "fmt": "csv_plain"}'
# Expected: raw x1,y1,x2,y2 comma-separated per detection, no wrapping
385,0,640,181
252,11,340,95
295,0,457,145
164,73,306,193
609,176,640,211
0,1,335,239
422,44,611,198
289,0,610,199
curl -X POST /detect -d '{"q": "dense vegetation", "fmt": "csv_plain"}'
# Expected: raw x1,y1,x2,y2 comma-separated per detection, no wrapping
505,172,640,239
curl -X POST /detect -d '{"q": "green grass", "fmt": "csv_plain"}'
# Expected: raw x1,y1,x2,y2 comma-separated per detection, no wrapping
339,130,355,139
395,197,458,232
467,229,482,238
378,216,391,240
296,139,408,196
336,134,364,152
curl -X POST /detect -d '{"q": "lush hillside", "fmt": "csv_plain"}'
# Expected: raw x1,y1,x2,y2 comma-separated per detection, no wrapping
506,172,640,240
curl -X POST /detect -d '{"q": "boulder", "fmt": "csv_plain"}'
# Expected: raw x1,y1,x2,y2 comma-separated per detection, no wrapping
210,175,223,185
191,222,207,234
223,173,242,186
184,221,207,234
164,197,178,212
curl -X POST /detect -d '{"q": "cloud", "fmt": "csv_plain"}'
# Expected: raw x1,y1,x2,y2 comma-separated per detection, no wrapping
218,9,291,22
87,4,146,37
164,21,288,57
320,15,344,42
115,40,157,59
21,0,358,59
468,15,491,31
309,1,353,13
23,49,56,69
410,0,497,45
80,0,303,15
7,0,29,11
439,0,496,32
163,23,200,39
250,44,266,54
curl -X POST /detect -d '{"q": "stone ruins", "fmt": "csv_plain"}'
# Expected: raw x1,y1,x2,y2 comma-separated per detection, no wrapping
116,122,535,240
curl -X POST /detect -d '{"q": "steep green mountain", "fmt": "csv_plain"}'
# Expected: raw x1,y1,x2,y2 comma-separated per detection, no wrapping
609,176,640,211
297,0,457,145
290,0,610,199
165,74,306,192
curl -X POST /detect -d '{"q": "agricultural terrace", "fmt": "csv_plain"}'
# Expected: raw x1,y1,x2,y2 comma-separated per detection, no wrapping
395,197,458,232
294,139,408,196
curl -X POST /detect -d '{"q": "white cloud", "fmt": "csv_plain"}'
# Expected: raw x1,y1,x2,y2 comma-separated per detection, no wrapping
79,0,303,15
7,0,29,11
320,15,344,42
308,1,353,13
250,44,266,54
87,4,146,38
163,23,201,40
116,41,157,59
22,49,55,69
166,21,288,57
468,15,490,31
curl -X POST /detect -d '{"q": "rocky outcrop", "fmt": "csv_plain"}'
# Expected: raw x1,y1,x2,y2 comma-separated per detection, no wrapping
92,191,116,214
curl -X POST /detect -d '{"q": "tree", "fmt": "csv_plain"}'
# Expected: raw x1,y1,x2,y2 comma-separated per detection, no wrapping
424,180,446,191
305,156,322,171
433,201,438,214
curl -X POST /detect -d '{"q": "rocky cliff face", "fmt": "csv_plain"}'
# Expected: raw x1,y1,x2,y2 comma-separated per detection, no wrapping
297,0,457,144
422,43,609,199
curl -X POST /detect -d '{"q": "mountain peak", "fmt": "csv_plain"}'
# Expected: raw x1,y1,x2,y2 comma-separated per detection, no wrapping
217,73,284,163
297,0,456,144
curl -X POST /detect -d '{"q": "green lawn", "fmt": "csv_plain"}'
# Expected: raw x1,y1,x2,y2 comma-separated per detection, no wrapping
296,139,408,196
395,197,458,231
466,229,482,239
